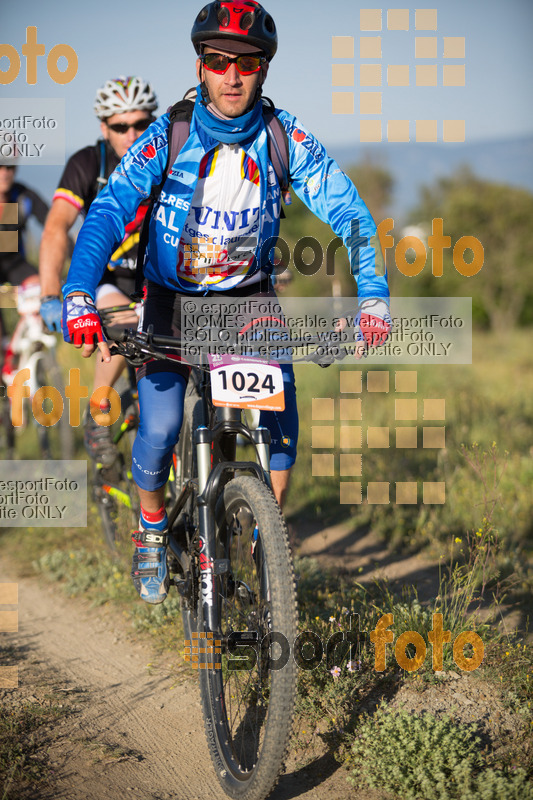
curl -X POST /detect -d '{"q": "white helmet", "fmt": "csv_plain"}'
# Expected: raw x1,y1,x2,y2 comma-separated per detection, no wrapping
94,76,158,119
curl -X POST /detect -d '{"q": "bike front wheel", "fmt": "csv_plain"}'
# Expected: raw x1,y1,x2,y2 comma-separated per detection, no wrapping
199,475,298,800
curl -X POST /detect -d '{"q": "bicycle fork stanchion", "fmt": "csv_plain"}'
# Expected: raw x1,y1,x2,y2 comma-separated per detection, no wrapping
195,419,272,640
252,425,271,486
195,426,220,636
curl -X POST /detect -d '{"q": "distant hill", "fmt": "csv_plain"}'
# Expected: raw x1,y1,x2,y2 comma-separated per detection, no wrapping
328,135,533,223
19,135,533,229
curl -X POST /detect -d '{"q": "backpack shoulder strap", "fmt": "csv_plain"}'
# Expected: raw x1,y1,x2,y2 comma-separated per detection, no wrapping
96,139,107,195
132,93,194,299
166,94,195,172
262,98,291,204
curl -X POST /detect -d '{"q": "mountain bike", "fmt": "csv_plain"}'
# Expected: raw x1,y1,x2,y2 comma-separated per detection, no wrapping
0,282,73,460
107,323,305,800
106,318,350,800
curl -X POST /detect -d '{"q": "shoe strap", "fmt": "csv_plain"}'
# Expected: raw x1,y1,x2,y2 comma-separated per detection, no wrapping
133,529,169,546
132,567,160,578
135,551,165,563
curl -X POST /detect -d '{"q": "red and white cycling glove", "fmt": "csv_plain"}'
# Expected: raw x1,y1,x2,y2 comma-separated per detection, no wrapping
355,298,392,347
62,294,106,346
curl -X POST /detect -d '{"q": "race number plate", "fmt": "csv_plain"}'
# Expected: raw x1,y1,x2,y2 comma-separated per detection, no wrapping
208,354,285,411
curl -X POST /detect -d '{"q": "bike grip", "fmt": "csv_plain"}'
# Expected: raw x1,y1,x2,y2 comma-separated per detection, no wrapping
104,326,129,343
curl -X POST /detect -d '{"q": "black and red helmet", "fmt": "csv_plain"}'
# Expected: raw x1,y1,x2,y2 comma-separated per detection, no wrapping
192,1,278,59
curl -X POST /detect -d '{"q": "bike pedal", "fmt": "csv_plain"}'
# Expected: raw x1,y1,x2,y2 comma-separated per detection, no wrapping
173,576,190,596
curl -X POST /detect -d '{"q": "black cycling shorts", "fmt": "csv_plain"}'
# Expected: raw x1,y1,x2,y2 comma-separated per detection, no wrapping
137,278,275,382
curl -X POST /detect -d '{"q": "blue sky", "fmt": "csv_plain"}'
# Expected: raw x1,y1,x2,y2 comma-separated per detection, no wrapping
2,0,532,196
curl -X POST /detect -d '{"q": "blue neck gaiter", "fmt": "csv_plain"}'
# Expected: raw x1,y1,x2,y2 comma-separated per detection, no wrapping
193,85,264,144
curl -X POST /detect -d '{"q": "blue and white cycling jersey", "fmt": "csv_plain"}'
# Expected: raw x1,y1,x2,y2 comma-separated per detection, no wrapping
63,95,389,300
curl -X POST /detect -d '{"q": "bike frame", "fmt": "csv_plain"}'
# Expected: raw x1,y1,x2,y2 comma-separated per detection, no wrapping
167,367,273,636
107,322,350,637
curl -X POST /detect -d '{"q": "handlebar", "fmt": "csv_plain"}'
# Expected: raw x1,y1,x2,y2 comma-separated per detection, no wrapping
105,326,355,368
101,303,361,367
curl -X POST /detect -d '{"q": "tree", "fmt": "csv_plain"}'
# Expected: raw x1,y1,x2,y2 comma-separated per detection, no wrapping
408,168,533,330
346,156,394,227
279,158,394,298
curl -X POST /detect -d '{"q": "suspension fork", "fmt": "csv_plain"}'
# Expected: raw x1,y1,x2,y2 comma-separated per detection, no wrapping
195,405,272,635
194,402,237,634
195,424,214,631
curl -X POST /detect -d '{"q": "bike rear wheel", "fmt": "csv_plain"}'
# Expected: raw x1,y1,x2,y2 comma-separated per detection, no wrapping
199,475,298,800
172,376,202,498
34,349,74,460
0,391,15,459
93,378,140,552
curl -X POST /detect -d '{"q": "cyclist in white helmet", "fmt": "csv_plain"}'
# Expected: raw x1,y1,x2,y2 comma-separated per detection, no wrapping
39,76,158,467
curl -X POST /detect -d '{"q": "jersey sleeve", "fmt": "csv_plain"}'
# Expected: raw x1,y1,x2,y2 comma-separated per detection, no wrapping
275,109,389,300
62,115,171,299
53,146,100,213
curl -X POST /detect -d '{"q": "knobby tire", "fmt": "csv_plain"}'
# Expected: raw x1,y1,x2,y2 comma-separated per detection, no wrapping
199,475,298,800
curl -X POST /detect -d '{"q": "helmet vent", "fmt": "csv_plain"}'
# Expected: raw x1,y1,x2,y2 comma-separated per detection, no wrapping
218,6,230,26
264,14,275,33
240,11,254,30
197,7,208,23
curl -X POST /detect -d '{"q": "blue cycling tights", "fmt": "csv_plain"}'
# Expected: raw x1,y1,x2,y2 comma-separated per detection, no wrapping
131,367,298,492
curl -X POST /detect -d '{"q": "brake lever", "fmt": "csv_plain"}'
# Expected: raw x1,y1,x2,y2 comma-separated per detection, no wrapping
310,344,348,367
107,335,155,367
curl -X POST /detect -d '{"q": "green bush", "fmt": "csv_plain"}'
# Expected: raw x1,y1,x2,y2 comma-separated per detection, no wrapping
346,705,532,800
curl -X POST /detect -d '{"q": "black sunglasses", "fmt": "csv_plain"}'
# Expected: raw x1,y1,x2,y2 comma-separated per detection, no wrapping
200,53,266,75
105,118,153,134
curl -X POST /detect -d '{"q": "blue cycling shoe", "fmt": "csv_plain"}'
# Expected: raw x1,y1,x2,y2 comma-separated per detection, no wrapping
131,525,169,605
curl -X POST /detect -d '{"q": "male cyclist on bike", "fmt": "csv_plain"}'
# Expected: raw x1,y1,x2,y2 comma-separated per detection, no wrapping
0,159,49,382
39,76,158,467
61,0,391,605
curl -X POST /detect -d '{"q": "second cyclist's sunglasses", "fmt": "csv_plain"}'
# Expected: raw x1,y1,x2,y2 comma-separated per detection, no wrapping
105,118,154,134
200,53,266,75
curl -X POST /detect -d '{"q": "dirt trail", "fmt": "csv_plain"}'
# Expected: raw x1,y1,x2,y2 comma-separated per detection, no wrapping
3,522,525,799
2,563,356,800
295,519,526,632
296,519,441,599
